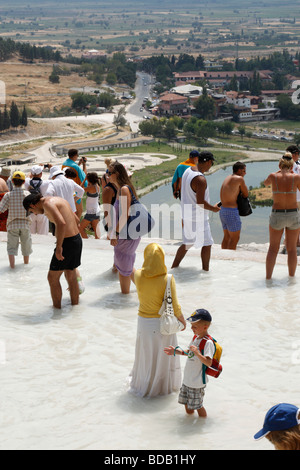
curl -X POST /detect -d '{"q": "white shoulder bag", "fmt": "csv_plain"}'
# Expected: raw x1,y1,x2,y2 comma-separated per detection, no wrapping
158,274,183,335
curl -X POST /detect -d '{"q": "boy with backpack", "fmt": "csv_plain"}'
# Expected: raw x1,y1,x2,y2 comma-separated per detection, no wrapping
25,165,49,235
0,171,32,269
164,308,222,418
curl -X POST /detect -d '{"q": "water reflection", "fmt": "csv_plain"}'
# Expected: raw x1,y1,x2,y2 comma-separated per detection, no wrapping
140,160,278,244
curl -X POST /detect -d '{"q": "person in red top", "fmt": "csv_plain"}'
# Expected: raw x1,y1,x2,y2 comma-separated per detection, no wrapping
0,175,9,231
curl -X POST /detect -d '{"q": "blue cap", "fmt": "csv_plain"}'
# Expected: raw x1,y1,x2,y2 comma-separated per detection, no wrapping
189,150,200,158
254,403,300,440
187,308,212,323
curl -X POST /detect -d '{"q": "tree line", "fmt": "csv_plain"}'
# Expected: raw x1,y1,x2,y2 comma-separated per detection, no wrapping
234,50,297,74
0,102,28,132
139,49,299,91
139,53,205,88
0,37,62,62
64,52,137,89
71,91,118,112
139,115,235,144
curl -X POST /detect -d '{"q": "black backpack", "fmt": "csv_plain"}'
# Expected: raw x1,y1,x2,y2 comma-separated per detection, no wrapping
29,178,43,194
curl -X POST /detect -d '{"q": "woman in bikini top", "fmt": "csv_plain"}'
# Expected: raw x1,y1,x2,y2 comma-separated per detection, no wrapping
264,153,300,280
264,154,300,211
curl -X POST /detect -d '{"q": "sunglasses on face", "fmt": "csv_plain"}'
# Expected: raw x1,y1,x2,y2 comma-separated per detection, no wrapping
107,171,115,176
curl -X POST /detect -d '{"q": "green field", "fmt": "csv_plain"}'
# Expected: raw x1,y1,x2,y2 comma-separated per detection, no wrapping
2,1,300,58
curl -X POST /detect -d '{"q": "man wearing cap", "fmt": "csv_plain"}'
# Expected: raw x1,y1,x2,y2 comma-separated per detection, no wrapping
172,150,199,200
171,151,220,270
45,166,84,214
62,149,88,219
254,403,300,450
0,167,13,191
0,171,32,268
23,193,82,309
24,165,50,235
219,161,248,250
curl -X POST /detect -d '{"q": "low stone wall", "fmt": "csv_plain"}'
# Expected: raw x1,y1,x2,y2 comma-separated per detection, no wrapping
52,137,154,156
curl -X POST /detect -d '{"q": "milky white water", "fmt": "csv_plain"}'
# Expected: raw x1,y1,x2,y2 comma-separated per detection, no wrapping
0,234,299,451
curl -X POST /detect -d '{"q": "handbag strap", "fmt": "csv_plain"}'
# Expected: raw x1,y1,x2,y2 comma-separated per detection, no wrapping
165,274,173,313
158,274,173,317
126,185,138,205
165,274,172,296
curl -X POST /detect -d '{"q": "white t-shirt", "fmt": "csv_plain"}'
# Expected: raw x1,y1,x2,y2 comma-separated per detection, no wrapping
183,335,215,389
45,175,84,212
181,167,214,248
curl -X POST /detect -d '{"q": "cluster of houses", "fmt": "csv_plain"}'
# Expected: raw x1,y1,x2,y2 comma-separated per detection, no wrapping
152,70,296,122
79,49,296,123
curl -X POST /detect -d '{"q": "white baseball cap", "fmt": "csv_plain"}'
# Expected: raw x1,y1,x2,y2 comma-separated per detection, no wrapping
31,165,43,175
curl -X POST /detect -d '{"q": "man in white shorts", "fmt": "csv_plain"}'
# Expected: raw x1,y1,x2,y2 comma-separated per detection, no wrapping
171,151,220,270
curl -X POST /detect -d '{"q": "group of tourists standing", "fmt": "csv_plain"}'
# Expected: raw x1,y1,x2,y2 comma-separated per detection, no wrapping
1,143,300,442
172,144,300,280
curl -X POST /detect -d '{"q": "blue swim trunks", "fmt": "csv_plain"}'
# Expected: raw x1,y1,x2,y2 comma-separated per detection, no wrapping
219,207,241,232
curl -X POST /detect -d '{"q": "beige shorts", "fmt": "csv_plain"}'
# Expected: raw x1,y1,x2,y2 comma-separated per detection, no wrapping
7,229,33,256
269,210,300,231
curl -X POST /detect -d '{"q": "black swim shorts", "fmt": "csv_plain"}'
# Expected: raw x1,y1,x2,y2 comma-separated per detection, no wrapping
49,233,82,271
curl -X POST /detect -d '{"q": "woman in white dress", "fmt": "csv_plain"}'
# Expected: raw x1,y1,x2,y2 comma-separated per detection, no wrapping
129,243,186,398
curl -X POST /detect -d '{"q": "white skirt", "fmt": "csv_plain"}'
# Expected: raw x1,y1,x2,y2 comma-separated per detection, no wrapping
128,316,182,398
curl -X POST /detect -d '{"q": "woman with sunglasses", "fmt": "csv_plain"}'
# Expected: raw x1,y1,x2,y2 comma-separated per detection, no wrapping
107,161,141,294
264,152,300,279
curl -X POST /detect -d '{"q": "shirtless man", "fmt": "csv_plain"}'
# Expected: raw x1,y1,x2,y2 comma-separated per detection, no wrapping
23,193,82,309
0,177,8,192
219,162,248,250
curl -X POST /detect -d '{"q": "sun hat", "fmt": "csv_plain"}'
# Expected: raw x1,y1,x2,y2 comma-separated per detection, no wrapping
254,403,300,440
187,308,212,323
31,165,43,175
0,167,11,177
49,166,64,179
12,171,26,181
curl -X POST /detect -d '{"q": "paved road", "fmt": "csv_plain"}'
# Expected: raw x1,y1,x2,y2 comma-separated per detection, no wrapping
125,71,152,132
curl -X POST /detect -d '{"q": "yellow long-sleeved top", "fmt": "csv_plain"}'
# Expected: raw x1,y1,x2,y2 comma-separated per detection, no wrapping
134,243,182,319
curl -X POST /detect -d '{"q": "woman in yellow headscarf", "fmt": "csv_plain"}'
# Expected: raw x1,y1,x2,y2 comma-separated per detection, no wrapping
129,243,186,398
